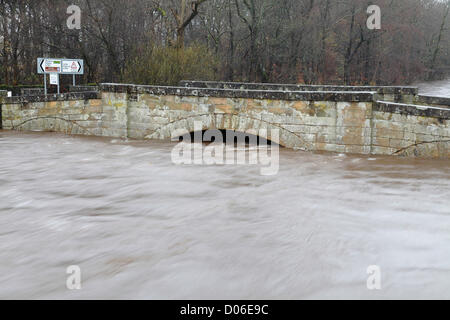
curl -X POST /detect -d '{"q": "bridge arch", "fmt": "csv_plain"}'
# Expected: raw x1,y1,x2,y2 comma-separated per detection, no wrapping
13,117,93,136
146,113,313,150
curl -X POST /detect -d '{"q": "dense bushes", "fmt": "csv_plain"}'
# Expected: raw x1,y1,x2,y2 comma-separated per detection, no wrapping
122,44,219,86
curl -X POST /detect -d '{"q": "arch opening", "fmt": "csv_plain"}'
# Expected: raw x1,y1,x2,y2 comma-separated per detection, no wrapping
176,129,281,147
148,114,311,150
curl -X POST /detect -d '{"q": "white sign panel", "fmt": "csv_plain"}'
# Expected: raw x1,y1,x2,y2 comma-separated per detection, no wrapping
37,58,84,75
62,60,82,73
49,73,59,85
44,59,61,73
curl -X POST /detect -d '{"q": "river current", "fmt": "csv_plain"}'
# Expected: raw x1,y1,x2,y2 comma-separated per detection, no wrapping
0,82,449,299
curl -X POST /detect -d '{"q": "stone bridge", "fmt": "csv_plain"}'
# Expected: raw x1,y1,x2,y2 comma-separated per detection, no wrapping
1,82,449,158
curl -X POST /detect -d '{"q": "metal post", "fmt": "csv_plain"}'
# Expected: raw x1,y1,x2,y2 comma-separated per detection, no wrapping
73,74,76,86
44,74,47,96
57,74,60,94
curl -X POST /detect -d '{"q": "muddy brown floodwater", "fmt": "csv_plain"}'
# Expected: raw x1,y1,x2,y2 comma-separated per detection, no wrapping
416,78,450,97
0,130,449,299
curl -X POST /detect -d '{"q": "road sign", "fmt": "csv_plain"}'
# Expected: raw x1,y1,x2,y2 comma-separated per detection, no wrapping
37,58,83,75
43,59,61,73
37,58,84,95
49,73,59,85
62,60,83,74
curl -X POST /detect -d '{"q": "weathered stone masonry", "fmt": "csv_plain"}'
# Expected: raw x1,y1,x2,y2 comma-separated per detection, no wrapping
1,82,449,158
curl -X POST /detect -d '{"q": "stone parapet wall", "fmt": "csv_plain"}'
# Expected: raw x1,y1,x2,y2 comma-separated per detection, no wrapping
1,91,103,134
1,83,449,158
372,101,450,157
374,101,450,118
179,80,418,103
20,88,45,96
417,95,450,108
69,85,99,93
3,91,99,104
100,83,376,102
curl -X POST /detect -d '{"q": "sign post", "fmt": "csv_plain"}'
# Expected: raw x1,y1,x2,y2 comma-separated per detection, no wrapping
44,74,47,96
37,58,84,95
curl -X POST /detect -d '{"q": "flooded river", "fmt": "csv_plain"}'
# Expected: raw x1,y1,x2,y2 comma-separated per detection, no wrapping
417,78,450,97
0,129,449,299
